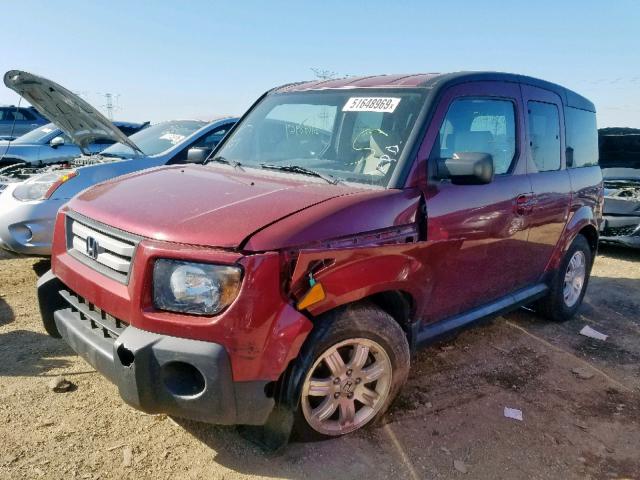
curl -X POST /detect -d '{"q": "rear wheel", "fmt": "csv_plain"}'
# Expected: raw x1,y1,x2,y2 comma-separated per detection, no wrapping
536,234,592,322
290,304,410,440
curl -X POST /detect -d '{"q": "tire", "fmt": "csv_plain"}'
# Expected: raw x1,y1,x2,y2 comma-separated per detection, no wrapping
287,303,410,441
536,234,593,322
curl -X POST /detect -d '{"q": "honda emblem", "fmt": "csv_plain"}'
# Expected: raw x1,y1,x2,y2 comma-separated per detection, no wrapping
86,236,99,260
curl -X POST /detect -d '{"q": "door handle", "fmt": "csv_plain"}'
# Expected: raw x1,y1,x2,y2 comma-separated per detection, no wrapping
515,194,536,215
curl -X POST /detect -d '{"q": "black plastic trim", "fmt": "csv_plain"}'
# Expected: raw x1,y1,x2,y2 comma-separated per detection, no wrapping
415,283,548,345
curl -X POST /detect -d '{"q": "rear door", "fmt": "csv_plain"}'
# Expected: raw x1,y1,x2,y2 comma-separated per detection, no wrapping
520,85,572,276
419,81,535,322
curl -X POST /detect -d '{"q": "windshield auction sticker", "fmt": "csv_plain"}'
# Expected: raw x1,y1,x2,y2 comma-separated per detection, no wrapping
343,97,401,113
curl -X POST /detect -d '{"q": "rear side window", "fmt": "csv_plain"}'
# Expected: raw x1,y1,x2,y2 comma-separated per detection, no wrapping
435,98,517,175
528,101,561,172
18,108,36,120
1,108,34,121
566,107,598,167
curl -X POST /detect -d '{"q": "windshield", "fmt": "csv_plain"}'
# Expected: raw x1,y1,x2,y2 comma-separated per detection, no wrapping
12,123,59,144
214,89,426,186
101,120,206,157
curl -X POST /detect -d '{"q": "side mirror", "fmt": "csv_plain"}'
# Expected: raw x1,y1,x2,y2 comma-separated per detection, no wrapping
49,136,65,148
186,147,210,164
436,152,494,185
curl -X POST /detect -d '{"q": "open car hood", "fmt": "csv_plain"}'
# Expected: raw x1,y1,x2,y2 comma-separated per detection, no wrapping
3,70,142,154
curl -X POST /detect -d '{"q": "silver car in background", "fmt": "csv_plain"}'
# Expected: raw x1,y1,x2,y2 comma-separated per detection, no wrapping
0,118,236,255
0,69,237,255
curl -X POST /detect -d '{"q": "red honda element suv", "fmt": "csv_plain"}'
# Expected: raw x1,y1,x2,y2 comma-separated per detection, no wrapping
38,72,602,442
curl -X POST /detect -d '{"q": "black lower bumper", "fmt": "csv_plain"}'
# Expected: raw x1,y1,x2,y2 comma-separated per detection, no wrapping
38,271,274,425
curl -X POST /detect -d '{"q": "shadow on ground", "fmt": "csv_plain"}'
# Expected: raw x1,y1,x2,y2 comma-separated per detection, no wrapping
0,297,14,326
32,259,51,277
598,244,640,262
0,329,74,377
506,272,640,390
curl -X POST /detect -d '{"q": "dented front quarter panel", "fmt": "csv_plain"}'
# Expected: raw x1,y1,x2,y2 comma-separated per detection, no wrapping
244,187,423,251
293,241,430,318
261,188,428,317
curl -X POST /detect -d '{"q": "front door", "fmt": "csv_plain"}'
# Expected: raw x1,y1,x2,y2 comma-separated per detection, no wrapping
417,81,535,322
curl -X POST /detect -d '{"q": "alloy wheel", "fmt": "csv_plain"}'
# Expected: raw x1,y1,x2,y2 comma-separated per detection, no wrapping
301,338,392,436
563,250,586,308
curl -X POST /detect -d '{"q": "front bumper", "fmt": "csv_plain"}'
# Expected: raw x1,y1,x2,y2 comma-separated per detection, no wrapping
38,270,275,425
600,215,640,248
0,183,63,255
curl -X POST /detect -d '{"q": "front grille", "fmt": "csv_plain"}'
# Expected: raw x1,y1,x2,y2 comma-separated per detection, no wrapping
602,224,639,237
0,183,8,193
66,212,140,283
60,289,128,340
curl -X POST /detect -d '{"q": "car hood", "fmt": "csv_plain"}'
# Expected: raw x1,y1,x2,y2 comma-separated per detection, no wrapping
3,70,142,154
67,165,365,249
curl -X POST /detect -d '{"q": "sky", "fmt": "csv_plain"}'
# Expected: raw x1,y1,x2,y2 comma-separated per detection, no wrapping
2,0,639,127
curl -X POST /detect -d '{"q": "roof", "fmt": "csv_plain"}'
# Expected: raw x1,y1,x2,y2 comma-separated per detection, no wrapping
274,71,595,112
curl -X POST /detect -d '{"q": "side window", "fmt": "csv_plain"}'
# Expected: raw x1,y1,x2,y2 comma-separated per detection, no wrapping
92,137,116,146
435,98,517,175
527,101,561,172
18,108,36,121
1,108,14,121
193,126,231,150
566,107,598,167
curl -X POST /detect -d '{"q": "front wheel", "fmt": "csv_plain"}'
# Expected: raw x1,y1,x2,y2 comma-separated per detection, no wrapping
536,234,593,322
290,304,410,440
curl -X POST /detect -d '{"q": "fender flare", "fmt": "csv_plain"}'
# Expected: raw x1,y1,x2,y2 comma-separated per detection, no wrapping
546,206,599,271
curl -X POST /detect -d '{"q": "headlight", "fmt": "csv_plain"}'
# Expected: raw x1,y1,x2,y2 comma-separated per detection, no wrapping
12,170,77,202
153,259,242,315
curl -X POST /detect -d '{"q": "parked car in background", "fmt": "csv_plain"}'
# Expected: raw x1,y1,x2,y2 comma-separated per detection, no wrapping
599,128,640,247
0,104,48,140
0,121,148,167
38,72,601,443
0,118,236,255
0,69,236,256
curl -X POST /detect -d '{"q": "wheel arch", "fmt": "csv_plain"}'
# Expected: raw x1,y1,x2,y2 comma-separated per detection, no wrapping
547,205,599,271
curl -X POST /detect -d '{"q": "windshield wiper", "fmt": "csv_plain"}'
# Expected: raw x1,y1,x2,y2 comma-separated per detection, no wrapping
205,155,244,170
260,164,340,184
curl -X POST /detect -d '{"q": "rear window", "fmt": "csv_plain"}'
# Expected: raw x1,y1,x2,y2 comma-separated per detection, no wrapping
566,107,598,168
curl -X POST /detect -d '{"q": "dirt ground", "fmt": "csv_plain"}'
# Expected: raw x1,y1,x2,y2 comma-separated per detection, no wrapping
0,246,638,480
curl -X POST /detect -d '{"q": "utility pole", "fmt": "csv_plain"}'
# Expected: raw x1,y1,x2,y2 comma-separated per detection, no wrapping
104,93,113,120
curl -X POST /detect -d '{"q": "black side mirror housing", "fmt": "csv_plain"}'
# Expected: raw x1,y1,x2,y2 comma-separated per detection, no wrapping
436,152,494,185
186,147,210,164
